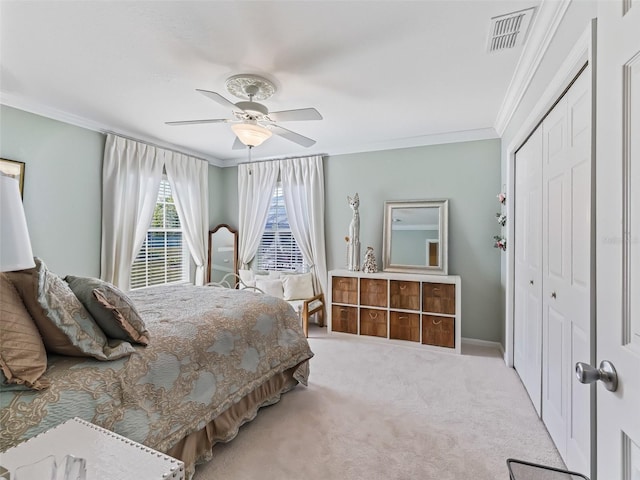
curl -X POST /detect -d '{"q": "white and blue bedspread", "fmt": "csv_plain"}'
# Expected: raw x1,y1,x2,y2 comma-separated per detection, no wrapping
0,284,313,456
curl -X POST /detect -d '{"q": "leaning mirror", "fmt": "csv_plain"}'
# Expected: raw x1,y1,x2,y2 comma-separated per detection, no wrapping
207,224,238,284
382,199,448,275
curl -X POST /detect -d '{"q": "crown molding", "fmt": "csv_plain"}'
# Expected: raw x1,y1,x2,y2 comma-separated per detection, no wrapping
0,91,226,167
328,127,500,158
2,91,497,169
219,127,499,167
494,0,573,135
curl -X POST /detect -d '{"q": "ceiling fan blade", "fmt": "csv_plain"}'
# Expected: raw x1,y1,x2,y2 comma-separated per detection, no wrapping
196,89,244,112
232,136,245,150
270,125,316,148
268,108,323,122
165,118,230,126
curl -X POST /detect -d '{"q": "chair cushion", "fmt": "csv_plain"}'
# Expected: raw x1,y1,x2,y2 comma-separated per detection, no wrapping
288,299,323,313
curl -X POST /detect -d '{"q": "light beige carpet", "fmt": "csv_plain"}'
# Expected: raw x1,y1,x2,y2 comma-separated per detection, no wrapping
194,326,563,480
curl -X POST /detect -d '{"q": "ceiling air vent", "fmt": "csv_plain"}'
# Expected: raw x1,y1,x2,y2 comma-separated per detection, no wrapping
487,7,536,53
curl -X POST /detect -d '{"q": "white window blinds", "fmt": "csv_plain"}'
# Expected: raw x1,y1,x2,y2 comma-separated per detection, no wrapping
256,184,306,272
130,179,188,289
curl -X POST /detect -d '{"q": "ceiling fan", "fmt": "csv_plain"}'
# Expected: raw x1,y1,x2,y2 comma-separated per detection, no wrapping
166,74,322,149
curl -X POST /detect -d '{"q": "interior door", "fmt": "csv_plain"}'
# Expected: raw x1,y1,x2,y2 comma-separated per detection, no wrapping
542,66,592,475
594,3,640,478
514,125,543,416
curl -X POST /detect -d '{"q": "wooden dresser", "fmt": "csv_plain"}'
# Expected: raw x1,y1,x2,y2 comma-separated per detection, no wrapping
328,269,462,354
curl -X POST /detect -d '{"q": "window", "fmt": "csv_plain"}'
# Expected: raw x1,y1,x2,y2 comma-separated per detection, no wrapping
130,178,188,289
256,184,306,272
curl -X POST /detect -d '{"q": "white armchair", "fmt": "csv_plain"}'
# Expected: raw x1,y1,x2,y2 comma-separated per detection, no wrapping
233,269,325,338
286,293,325,337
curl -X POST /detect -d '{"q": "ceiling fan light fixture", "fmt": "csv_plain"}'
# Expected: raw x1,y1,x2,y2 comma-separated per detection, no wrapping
231,122,272,147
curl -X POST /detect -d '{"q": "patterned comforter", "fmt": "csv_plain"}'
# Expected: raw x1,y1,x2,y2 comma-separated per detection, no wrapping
0,284,313,456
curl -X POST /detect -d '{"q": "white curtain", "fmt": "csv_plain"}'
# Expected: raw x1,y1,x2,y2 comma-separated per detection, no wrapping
237,161,279,269
100,134,164,290
280,155,328,296
165,152,209,286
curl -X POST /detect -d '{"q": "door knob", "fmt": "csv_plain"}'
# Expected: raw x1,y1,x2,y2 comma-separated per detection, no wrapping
575,360,618,392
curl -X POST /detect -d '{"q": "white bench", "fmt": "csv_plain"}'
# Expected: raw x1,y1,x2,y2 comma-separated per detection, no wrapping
209,272,325,337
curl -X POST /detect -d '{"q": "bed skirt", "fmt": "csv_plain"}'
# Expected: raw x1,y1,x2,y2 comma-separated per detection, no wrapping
168,363,304,479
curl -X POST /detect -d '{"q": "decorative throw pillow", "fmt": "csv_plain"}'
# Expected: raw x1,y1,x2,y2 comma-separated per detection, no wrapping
255,277,284,299
6,258,135,360
0,274,49,390
281,272,315,301
238,269,256,288
65,276,150,346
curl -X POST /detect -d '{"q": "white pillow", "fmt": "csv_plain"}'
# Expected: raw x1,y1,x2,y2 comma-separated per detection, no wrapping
238,269,256,288
255,277,284,299
282,272,314,301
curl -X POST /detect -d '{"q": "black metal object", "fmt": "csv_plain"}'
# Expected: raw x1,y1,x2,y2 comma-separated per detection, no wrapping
507,458,590,480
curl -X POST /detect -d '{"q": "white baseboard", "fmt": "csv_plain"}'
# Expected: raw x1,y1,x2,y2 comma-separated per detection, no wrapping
461,337,505,357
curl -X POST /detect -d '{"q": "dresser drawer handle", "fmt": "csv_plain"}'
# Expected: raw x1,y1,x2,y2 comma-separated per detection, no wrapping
369,312,378,319
432,318,442,325
400,284,406,290
433,287,440,292
399,315,407,320
340,308,348,312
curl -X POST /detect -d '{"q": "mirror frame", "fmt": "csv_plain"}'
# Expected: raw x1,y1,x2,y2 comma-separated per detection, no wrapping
382,199,449,275
207,224,238,284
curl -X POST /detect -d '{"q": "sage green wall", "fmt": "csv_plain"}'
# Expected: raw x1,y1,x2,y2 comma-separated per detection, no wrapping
0,105,104,277
221,139,502,342
325,140,502,342
2,105,501,341
219,166,238,228
1,105,230,279
208,164,226,226
208,165,238,229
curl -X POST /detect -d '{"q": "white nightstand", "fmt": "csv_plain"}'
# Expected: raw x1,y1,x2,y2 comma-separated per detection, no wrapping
0,417,184,480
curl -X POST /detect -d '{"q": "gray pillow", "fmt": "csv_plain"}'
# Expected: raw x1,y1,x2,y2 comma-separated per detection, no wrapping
65,276,150,346
6,258,135,360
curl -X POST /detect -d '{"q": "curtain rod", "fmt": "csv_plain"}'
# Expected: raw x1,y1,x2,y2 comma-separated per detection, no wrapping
235,153,328,166
104,131,213,164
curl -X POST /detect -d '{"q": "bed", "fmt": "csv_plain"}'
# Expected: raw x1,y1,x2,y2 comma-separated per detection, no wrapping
0,272,313,479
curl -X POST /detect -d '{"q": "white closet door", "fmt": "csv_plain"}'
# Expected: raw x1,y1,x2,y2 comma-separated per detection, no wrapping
514,125,543,416
541,67,592,475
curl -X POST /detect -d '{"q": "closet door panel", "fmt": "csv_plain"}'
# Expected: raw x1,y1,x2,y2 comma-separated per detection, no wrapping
571,162,590,289
541,67,592,475
569,320,591,470
545,113,566,165
564,69,592,475
514,125,543,415
547,175,565,280
542,95,571,458
544,304,568,453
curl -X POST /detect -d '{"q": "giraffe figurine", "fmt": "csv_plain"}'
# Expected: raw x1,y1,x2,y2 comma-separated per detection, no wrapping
347,193,360,271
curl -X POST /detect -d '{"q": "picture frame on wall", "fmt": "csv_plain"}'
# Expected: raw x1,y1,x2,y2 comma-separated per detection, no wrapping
0,158,25,197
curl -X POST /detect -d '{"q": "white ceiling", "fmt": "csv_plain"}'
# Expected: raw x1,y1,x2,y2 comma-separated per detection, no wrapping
0,1,544,166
